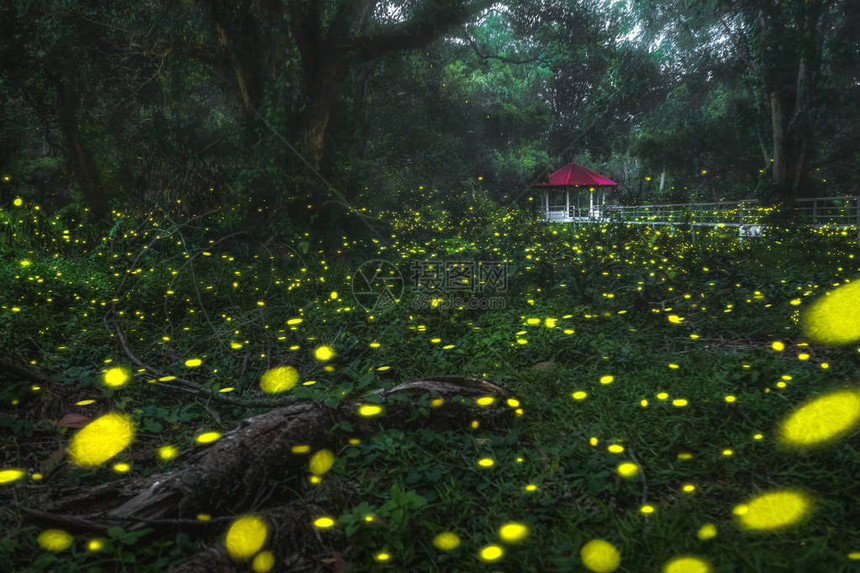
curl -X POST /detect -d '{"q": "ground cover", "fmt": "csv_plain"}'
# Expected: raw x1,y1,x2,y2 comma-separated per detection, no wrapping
1,202,859,572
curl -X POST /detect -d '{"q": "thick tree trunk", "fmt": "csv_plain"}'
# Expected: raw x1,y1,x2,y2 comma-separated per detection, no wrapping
300,67,344,173
204,0,262,119
54,79,109,221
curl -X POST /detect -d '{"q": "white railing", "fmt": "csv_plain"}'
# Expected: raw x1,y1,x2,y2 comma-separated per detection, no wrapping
542,196,859,231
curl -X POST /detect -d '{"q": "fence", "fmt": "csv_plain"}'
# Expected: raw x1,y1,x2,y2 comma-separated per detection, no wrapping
542,196,859,239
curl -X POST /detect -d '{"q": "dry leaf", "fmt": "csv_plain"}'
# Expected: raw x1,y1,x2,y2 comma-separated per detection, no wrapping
56,413,91,429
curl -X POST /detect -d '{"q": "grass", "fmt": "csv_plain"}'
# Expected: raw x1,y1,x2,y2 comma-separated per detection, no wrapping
1,200,859,572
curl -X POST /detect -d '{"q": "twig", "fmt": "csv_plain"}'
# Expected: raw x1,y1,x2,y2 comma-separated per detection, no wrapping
0,356,63,387
112,324,294,409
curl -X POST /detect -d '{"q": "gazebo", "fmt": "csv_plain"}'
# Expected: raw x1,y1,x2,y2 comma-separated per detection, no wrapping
532,163,617,222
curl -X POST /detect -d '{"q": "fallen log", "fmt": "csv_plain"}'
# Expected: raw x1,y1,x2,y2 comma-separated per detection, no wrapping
22,376,515,570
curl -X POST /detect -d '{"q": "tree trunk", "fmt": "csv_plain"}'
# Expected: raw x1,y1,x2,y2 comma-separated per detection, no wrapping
770,88,789,191
204,0,262,120
54,78,109,221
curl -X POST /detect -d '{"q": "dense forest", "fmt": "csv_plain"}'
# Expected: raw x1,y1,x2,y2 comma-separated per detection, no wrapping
2,1,860,572
2,0,859,226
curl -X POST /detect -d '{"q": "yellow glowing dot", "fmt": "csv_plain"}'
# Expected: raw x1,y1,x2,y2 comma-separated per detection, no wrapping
330,291,338,300
506,398,520,408
313,516,335,529
640,399,648,407
260,366,299,393
291,444,310,454
103,367,131,387
471,420,480,429
0,468,26,484
697,523,717,540
478,457,495,467
682,484,696,493
230,342,243,349
678,452,692,460
525,484,538,491
848,552,860,560
358,404,383,417
589,437,598,446
802,280,860,344
158,445,178,460
225,515,268,559
607,444,624,453
87,539,104,552
798,353,810,360
790,298,802,306
617,462,638,478
667,314,684,324
722,449,733,456
197,514,211,521
580,538,621,573
13,197,23,206
498,522,528,543
771,341,785,351
753,433,763,440
185,358,202,367
777,389,860,447
374,551,390,562
287,318,303,325
690,334,700,339
479,544,504,562
657,392,669,400
640,505,655,514
431,398,444,407
314,345,335,361
724,395,736,403
196,432,221,444
309,475,321,484
662,555,711,573
476,396,495,406
69,412,135,467
113,462,131,473
820,362,829,369
600,375,614,385
37,529,73,552
572,391,588,400
252,550,275,572
672,399,688,407
433,532,461,550
734,489,812,531
309,449,335,475
668,363,679,369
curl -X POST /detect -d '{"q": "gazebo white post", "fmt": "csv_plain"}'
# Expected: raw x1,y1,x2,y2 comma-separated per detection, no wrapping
589,189,594,220
565,189,570,220
599,189,605,220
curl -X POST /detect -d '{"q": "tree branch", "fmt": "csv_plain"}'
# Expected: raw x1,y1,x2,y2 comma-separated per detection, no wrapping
465,36,543,65
353,0,494,62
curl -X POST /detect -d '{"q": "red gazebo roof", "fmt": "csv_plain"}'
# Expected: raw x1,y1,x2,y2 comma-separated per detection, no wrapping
532,163,617,187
